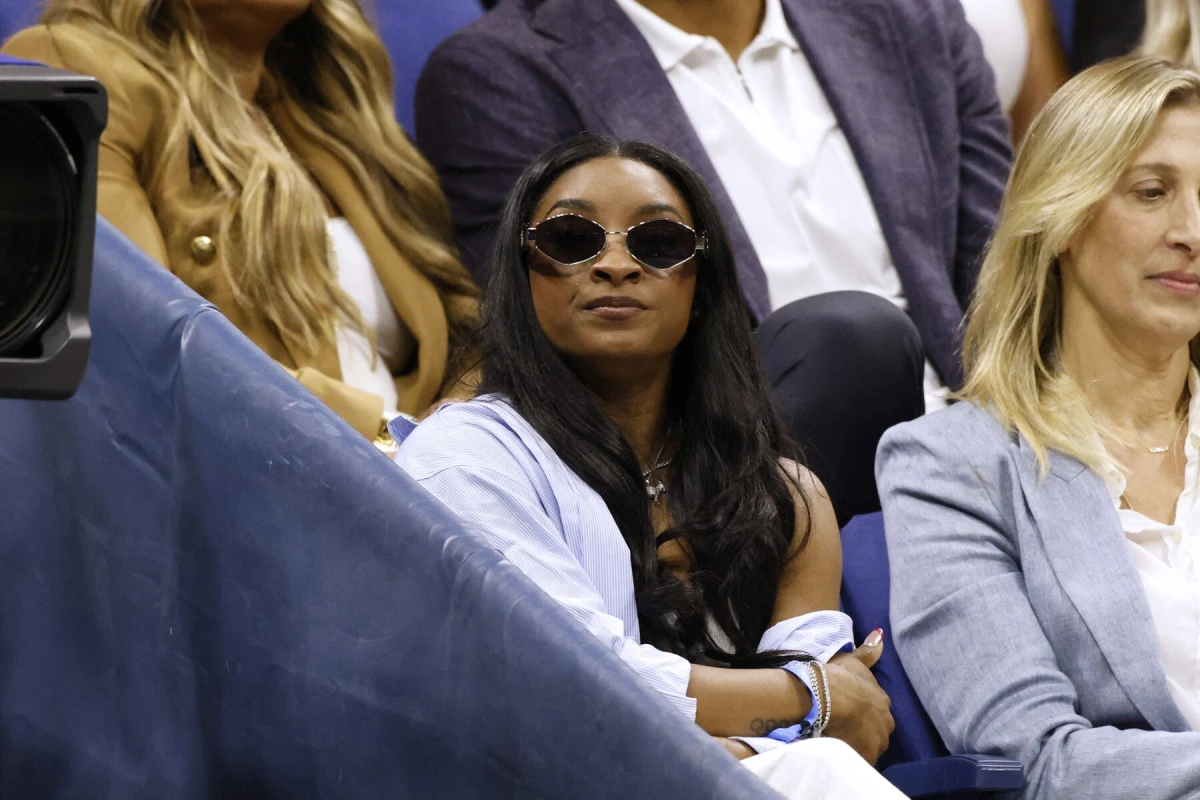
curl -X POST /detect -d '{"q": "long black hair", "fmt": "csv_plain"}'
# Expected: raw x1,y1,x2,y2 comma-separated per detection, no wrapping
478,135,810,665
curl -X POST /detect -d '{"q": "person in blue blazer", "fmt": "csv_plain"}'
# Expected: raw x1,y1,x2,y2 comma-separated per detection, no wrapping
878,56,1200,799
414,0,1013,526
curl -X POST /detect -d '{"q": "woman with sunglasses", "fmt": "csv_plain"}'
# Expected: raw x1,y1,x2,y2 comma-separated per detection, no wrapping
394,136,901,796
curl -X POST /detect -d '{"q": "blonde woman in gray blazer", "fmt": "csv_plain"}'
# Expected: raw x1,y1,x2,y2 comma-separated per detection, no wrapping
878,56,1200,800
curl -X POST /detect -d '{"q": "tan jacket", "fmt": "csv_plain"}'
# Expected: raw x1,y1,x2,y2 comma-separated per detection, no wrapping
4,24,473,438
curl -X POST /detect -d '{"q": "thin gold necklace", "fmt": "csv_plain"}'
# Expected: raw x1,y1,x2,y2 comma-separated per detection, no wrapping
1136,413,1188,454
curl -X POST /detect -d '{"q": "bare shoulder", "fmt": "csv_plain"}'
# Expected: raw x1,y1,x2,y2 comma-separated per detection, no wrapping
769,458,842,618
777,458,839,558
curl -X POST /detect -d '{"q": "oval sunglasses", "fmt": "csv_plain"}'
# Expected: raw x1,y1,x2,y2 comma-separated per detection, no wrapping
523,213,708,271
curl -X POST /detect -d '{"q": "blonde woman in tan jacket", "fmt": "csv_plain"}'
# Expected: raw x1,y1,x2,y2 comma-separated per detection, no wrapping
2,0,478,446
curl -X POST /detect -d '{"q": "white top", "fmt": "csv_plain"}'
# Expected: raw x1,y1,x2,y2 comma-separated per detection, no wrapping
613,0,948,411
1102,368,1200,732
327,218,405,416
959,0,1029,112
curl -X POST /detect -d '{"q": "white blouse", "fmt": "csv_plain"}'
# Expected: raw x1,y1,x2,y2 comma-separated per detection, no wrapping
327,218,408,416
1102,368,1200,731
959,0,1029,113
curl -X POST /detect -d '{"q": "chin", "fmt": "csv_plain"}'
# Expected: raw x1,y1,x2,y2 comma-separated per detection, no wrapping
1137,309,1200,352
566,336,668,364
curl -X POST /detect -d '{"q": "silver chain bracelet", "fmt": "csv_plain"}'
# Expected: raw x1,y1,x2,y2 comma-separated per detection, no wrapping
807,660,832,737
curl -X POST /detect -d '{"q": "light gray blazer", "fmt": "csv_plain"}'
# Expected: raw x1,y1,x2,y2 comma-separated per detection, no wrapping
877,402,1200,800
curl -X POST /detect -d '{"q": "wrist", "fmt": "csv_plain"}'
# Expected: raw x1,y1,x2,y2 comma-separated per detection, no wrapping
778,661,820,740
810,660,832,735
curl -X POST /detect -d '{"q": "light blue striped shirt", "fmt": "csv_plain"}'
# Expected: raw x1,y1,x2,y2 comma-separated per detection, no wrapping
393,397,852,749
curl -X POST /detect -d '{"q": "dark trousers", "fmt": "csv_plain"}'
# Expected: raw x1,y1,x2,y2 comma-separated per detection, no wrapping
755,291,926,526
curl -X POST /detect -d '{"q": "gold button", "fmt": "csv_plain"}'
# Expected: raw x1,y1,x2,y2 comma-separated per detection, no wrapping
190,235,217,265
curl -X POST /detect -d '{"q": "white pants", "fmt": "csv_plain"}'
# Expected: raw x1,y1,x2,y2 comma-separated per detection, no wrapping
741,738,910,799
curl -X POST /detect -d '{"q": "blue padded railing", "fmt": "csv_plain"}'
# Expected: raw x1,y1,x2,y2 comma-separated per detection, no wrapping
842,513,1025,798
0,218,778,799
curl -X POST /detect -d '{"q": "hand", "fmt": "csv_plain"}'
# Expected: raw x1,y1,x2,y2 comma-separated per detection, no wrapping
712,736,756,761
823,629,895,765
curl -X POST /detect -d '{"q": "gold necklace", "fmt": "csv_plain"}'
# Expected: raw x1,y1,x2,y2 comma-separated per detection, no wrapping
1129,409,1189,455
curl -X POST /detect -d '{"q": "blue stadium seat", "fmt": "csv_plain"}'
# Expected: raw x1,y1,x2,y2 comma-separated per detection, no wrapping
841,513,1025,798
0,217,779,798
1050,0,1076,55
0,0,38,45
376,0,484,133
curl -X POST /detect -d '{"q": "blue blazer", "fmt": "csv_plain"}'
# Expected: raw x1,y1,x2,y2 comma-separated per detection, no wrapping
414,0,1012,388
878,403,1200,800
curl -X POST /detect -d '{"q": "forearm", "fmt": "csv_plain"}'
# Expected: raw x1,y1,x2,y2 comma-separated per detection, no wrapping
687,664,811,738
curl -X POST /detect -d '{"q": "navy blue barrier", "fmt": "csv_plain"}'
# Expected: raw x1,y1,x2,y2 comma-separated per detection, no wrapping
0,218,779,799
841,513,1024,798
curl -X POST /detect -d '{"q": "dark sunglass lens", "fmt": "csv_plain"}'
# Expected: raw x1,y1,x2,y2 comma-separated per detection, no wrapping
536,215,606,265
627,220,695,269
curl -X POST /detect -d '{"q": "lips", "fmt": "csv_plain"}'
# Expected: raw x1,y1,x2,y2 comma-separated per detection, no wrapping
581,295,648,310
1148,271,1200,295
1149,271,1200,286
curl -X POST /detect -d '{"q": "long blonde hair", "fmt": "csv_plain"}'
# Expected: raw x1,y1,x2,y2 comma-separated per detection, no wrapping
962,56,1200,473
1141,0,1200,70
42,0,476,361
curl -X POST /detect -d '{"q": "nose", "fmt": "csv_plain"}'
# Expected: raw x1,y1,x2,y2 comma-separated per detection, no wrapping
1168,191,1200,254
589,231,643,284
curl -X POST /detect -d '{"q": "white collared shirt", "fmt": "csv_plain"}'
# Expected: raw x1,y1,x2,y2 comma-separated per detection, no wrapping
612,0,949,411
1102,368,1200,731
959,0,1028,112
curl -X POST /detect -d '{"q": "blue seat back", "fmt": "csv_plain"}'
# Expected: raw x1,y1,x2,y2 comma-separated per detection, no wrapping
0,0,38,44
1050,0,1075,55
0,218,777,799
840,512,947,771
377,0,483,133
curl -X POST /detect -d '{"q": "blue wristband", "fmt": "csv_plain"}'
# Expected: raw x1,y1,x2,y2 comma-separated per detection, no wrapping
771,660,819,741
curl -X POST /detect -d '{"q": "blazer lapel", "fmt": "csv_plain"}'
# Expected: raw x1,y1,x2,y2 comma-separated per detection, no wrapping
529,0,771,320
1015,441,1189,732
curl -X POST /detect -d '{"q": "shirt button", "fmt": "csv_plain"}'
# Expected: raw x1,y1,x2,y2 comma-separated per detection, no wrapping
190,235,217,265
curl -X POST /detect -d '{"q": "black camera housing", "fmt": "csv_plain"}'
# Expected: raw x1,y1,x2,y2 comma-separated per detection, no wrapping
0,56,106,399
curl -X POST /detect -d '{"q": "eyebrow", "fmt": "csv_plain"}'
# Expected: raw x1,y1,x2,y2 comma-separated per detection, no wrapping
634,202,684,218
543,199,684,218
546,198,597,215
1127,162,1180,176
